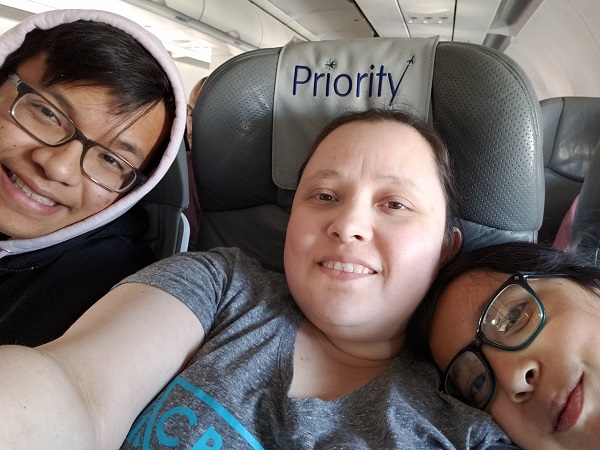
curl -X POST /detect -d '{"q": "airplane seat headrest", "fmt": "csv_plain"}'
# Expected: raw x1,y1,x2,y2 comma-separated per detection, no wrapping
192,38,544,273
538,96,600,243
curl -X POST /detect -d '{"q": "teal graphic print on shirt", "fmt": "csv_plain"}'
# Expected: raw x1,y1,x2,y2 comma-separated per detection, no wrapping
125,375,265,449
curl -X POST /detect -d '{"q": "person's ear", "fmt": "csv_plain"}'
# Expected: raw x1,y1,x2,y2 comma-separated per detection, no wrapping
441,227,462,265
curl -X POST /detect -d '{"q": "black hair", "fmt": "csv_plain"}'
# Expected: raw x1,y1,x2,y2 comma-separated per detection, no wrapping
408,241,600,359
297,108,460,247
1,20,175,116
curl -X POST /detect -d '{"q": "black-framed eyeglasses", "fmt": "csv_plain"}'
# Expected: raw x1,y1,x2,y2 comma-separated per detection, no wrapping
8,74,147,193
442,272,567,410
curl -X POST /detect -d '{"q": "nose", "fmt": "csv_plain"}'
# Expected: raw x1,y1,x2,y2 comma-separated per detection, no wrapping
30,140,83,186
488,349,540,403
327,198,373,243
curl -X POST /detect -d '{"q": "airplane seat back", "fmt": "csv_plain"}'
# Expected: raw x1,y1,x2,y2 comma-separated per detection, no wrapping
571,138,600,253
192,40,544,273
138,139,190,259
539,96,600,243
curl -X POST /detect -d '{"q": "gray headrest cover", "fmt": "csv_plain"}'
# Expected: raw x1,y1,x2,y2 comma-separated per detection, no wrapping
272,36,439,189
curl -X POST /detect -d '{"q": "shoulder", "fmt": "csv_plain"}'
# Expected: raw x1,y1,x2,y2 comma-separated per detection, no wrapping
118,247,294,339
58,231,155,275
139,247,286,287
375,352,516,449
119,247,289,310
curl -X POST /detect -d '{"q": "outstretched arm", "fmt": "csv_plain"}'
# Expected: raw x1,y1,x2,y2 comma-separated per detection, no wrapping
0,282,204,450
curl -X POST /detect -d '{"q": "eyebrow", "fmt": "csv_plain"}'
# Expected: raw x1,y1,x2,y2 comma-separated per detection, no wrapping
111,139,146,162
382,174,420,192
50,90,146,162
305,169,421,192
306,169,338,181
473,282,503,319
476,297,490,318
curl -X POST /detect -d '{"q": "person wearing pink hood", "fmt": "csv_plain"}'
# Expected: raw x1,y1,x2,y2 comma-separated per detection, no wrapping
0,9,186,346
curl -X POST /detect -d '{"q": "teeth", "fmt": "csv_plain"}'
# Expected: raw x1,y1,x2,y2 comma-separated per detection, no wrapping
10,173,57,206
322,260,374,274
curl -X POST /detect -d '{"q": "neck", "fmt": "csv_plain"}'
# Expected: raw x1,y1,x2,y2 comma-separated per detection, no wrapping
306,319,403,367
289,319,403,400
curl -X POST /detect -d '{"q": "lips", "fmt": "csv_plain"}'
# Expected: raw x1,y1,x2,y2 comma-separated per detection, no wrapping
554,376,584,432
7,170,57,206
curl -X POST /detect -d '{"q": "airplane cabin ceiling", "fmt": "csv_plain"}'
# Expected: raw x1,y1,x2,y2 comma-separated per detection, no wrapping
255,0,375,40
250,0,544,49
0,0,549,68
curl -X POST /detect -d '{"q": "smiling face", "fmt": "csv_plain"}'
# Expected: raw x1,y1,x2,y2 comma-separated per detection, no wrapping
0,54,168,239
430,270,600,450
284,119,456,351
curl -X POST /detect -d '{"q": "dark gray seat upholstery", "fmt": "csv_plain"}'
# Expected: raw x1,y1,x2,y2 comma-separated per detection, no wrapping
192,41,544,273
572,139,600,252
138,139,190,259
539,96,600,243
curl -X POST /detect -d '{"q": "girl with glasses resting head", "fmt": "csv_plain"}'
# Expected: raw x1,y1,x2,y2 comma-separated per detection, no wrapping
0,9,185,346
409,241,600,450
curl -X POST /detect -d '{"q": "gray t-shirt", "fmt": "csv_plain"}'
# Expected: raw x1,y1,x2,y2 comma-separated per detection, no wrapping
118,247,517,450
